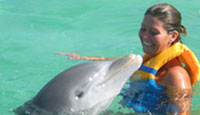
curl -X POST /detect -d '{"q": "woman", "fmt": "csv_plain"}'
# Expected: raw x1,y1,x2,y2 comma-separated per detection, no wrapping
57,3,200,114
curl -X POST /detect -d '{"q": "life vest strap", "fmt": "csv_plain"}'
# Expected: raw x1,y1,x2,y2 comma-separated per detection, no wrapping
139,65,157,75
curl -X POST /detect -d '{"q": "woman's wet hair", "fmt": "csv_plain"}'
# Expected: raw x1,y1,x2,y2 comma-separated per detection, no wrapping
145,3,186,43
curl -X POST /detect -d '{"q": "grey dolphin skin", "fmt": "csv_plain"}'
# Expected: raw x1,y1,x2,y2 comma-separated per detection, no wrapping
14,54,142,115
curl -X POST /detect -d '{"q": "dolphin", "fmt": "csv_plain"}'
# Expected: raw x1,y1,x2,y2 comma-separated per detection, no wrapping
14,54,142,115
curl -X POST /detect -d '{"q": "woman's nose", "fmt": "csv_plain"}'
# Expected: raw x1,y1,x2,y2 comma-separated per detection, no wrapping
140,31,150,39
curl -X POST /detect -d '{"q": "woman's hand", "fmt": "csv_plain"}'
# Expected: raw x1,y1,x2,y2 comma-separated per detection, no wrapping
55,52,117,61
55,52,82,60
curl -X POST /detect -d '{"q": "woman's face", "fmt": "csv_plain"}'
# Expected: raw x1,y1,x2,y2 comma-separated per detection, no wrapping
139,15,173,56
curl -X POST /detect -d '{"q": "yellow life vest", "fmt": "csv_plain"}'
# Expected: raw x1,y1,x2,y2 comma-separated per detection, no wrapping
131,42,200,86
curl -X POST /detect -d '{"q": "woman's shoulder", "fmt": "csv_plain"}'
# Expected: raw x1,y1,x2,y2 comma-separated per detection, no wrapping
158,58,191,89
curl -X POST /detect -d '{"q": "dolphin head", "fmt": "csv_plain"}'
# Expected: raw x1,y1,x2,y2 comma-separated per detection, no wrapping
15,54,142,115
63,54,142,114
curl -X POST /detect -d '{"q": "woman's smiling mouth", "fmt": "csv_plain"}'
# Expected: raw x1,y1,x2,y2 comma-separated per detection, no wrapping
143,41,153,47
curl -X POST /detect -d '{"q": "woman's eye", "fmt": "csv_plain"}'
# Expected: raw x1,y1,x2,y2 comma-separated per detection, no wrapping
140,28,146,32
150,29,159,35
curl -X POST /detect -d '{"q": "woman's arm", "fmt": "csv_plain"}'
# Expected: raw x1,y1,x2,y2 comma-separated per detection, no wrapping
56,52,119,61
163,66,192,115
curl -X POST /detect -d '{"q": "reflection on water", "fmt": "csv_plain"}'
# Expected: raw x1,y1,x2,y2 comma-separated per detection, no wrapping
13,101,52,115
100,110,133,115
118,84,193,114
166,89,193,113
14,87,193,115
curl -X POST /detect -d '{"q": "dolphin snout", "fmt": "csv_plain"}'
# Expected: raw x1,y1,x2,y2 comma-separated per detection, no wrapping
126,54,142,63
127,53,135,58
127,54,136,59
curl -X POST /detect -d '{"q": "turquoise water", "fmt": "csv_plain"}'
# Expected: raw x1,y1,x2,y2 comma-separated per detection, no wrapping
0,0,200,114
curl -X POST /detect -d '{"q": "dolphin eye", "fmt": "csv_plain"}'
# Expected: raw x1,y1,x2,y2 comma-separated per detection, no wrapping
75,91,84,99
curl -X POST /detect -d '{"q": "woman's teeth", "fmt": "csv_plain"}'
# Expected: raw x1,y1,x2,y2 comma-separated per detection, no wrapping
143,41,152,46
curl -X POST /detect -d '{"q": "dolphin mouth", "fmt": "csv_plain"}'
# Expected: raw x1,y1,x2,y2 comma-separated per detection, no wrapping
98,54,138,85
